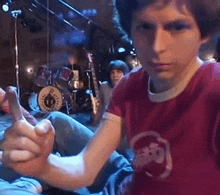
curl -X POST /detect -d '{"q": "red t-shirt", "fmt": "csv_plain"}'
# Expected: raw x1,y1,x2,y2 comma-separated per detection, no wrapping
107,63,220,195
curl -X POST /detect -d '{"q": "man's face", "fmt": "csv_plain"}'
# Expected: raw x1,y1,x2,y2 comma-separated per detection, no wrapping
110,69,124,86
131,1,208,82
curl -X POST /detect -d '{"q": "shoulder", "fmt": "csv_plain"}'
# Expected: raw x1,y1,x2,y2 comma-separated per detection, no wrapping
198,62,220,88
124,66,145,80
101,81,110,87
100,81,112,91
111,67,147,99
200,62,220,80
118,67,147,91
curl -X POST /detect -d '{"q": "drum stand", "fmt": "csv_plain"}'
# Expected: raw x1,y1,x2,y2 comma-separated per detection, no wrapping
64,99,71,115
71,89,78,113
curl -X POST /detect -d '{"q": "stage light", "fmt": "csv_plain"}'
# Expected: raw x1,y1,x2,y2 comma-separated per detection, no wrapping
206,57,216,62
2,3,9,12
26,66,34,75
1,0,14,12
118,47,126,53
68,10,76,18
58,12,64,20
204,53,216,62
69,30,87,44
82,9,97,16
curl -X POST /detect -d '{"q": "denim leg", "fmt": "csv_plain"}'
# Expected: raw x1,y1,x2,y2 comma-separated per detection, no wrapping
47,111,94,156
0,179,40,195
47,112,133,193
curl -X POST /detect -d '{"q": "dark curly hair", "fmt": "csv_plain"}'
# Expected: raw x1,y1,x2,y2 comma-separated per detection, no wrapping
114,0,220,40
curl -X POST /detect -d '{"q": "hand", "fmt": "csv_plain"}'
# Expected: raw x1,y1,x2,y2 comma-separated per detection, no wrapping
2,87,55,177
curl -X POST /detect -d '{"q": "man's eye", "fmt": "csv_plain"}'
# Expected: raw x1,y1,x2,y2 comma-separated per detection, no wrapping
137,23,154,31
165,23,191,31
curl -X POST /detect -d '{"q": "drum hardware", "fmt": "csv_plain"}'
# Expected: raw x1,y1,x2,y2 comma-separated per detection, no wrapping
30,63,92,114
71,90,79,113
69,64,84,90
33,65,51,87
54,67,73,89
69,89,92,113
69,80,84,90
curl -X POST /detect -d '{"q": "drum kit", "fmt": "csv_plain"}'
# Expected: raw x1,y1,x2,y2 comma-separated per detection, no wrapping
23,64,92,114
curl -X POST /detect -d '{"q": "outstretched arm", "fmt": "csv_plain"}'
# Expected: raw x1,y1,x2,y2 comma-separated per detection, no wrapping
3,87,123,191
39,117,123,190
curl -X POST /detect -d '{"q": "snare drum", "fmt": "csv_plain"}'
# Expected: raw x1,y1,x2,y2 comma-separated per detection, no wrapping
38,86,70,112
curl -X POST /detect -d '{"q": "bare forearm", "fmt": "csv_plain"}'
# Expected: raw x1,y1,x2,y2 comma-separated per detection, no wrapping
39,153,94,191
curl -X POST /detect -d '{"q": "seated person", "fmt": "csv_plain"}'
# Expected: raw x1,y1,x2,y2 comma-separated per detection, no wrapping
93,60,129,125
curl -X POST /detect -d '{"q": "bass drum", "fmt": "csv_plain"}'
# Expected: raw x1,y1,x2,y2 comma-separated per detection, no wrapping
38,86,68,112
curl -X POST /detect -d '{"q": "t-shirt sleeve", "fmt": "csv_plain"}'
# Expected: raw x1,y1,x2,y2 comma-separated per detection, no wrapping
104,77,127,121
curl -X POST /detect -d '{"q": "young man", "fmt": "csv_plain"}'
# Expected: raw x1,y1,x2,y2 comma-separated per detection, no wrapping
3,0,220,194
93,60,129,125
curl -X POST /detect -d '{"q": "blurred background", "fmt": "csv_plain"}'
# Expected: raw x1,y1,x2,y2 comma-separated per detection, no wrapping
0,0,218,112
0,0,134,89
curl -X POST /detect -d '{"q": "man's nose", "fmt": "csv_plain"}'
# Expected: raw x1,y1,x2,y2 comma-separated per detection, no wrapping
153,28,169,54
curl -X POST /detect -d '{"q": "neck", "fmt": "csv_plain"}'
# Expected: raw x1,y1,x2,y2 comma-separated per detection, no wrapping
150,57,203,93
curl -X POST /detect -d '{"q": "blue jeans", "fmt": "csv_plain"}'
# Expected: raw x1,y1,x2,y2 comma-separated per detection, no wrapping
0,112,133,194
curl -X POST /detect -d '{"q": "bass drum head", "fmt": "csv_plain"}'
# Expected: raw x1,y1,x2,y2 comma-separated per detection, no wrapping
38,86,63,112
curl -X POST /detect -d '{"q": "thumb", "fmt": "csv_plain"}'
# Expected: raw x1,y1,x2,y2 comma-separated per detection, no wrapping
35,119,55,136
34,119,55,157
5,86,25,122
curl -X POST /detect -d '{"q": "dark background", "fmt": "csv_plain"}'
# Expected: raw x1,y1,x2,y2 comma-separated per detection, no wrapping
0,0,217,94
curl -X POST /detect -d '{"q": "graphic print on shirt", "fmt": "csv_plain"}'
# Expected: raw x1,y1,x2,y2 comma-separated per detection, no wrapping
130,131,172,179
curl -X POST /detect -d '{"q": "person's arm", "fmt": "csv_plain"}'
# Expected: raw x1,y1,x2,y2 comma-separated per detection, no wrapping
37,78,127,189
38,116,123,190
3,85,125,191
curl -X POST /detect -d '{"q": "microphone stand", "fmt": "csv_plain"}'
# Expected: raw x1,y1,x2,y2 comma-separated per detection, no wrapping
11,10,22,99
